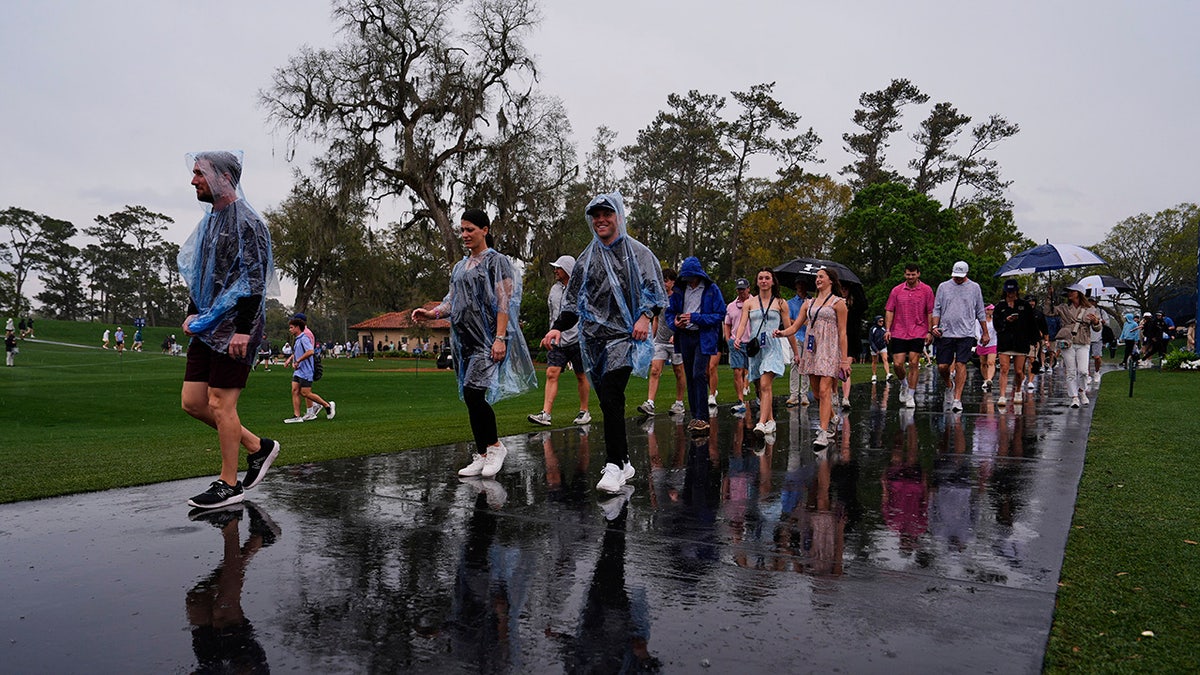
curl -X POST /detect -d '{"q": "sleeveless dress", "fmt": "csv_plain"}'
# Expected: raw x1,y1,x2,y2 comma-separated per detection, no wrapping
805,295,844,377
748,300,786,380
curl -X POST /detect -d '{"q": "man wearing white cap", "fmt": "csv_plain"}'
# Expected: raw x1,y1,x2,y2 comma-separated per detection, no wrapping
528,255,592,427
930,261,988,412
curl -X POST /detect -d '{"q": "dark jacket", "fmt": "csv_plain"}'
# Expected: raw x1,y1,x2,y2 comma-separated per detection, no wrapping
665,257,726,355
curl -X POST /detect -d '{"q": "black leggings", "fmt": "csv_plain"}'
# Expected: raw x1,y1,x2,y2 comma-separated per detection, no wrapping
591,366,632,467
463,386,498,456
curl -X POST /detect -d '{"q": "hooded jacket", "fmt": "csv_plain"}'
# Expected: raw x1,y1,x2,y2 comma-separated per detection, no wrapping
1119,313,1141,341
665,256,726,355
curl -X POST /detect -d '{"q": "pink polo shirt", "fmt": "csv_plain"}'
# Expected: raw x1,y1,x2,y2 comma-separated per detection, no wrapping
725,298,749,342
884,281,935,340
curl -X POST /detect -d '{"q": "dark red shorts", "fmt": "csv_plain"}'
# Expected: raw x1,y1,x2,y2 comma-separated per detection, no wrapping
184,338,251,390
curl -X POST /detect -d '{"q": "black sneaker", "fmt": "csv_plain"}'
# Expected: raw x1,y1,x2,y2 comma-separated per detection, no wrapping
243,501,282,547
187,503,244,527
243,439,280,490
187,479,245,509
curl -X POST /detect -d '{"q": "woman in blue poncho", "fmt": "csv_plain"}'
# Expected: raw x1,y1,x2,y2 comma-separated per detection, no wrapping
412,209,535,482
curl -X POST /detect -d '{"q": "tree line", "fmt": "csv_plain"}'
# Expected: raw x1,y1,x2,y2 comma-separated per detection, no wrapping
2,0,1195,340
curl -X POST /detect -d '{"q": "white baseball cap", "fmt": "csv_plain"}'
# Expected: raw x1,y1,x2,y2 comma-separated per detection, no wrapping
951,261,969,278
550,255,576,277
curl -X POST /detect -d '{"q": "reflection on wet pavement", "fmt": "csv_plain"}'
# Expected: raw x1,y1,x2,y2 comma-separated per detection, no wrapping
0,367,1101,672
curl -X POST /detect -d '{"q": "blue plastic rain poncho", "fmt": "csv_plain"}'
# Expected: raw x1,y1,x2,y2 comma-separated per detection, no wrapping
443,248,536,404
1119,313,1141,341
563,192,666,379
177,151,279,364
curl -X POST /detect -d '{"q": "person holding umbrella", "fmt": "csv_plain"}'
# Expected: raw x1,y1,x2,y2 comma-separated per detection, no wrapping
1045,284,1102,407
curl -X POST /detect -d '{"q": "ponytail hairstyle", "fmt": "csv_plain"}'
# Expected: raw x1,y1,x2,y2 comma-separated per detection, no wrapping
461,208,493,248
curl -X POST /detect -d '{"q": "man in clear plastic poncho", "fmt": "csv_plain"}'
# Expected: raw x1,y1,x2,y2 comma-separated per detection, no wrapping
179,151,282,510
541,192,666,495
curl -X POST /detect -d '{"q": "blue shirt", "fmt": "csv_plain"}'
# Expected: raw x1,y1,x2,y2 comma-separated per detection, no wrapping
293,332,314,381
787,296,807,340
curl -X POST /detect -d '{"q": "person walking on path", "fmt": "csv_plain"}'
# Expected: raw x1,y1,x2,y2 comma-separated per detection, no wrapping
776,267,849,448
993,279,1039,407
639,267,686,417
282,317,334,423
540,192,667,494
868,315,891,383
1045,284,1101,407
884,263,935,409
931,261,989,413
785,279,811,407
179,150,280,510
736,268,799,439
724,278,754,414
976,305,998,390
114,326,125,353
528,255,592,428
413,209,536,480
5,329,16,366
102,328,110,349
664,256,726,436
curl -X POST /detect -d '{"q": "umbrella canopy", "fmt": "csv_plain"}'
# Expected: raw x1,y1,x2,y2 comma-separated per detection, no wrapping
1075,274,1133,298
773,257,863,290
996,243,1105,277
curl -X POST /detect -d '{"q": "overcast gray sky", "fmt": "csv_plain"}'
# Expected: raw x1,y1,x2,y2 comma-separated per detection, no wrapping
2,0,1197,303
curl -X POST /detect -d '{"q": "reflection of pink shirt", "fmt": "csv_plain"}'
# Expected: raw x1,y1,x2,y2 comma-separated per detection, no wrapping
725,299,749,342
884,281,935,340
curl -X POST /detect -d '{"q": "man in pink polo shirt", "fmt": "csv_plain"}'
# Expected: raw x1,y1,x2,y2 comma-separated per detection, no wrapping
883,263,935,408
723,278,753,414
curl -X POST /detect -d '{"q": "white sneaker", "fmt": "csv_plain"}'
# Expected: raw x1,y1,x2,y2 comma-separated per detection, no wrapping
596,463,624,493
302,409,318,421
871,374,878,383
1079,391,1089,406
325,401,336,420
800,396,811,407
1025,380,1035,391
573,410,592,425
307,402,321,417
951,399,963,413
621,461,636,483
708,393,718,407
1013,392,1023,404
841,397,851,411
997,396,1007,407
458,453,487,477
887,373,896,381
669,400,686,415
742,386,749,397
284,416,305,424
753,421,767,437
598,485,635,521
944,390,954,407
904,392,916,409
637,400,655,415
763,419,776,433
528,410,552,426
814,428,831,448
480,442,507,478
1070,396,1080,408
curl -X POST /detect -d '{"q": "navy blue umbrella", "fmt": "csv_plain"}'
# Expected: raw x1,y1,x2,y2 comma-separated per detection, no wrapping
995,243,1105,277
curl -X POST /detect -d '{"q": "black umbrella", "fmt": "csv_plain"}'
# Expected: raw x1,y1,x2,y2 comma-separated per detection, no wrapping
773,257,863,290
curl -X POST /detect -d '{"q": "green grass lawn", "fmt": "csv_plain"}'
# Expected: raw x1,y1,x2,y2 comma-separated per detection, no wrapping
2,318,736,502
1045,370,1200,673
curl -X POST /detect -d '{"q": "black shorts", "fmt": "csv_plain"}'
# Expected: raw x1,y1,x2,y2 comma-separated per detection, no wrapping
889,337,925,356
547,341,585,371
935,336,977,365
292,375,313,388
184,338,251,389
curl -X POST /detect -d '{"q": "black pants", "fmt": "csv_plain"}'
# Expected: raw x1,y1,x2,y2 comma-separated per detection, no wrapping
591,366,632,467
677,330,710,421
463,386,498,455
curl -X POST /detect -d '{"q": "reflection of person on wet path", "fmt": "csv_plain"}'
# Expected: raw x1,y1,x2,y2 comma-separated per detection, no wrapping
552,501,658,672
882,408,928,556
447,488,529,670
929,413,975,552
186,502,279,674
725,413,772,569
540,192,667,495
665,256,725,436
412,209,536,480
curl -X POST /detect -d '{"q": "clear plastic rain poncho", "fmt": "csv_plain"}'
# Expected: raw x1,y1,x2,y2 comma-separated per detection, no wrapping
565,192,667,379
177,151,279,364
443,248,536,404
